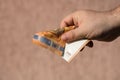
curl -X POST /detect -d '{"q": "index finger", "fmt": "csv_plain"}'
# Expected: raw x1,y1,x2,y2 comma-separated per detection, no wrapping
60,14,74,28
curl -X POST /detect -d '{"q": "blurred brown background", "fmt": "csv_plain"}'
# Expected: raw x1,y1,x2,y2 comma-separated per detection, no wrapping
0,0,120,80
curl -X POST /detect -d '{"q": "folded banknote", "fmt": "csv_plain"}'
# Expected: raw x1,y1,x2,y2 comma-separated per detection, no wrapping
33,26,90,62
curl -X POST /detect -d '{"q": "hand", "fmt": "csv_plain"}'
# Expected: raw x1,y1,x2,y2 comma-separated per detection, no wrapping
60,9,120,42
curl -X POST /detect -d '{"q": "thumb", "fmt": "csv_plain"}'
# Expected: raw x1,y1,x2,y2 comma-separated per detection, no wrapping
61,28,86,42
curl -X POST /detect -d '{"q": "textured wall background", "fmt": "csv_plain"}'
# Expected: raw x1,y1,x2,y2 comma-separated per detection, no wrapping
0,0,120,80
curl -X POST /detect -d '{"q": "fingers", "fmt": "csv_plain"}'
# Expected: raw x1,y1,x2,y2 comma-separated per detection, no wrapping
60,11,86,42
60,14,74,28
61,30,75,42
61,28,86,42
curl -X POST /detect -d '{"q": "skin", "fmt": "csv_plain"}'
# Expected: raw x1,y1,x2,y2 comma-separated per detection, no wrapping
60,6,120,42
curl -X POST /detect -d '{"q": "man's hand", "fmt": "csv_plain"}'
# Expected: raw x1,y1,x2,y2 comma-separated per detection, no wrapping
60,7,120,42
